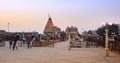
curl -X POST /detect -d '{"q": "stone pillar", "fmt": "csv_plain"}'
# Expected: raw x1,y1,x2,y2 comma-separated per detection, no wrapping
105,23,109,57
68,32,71,50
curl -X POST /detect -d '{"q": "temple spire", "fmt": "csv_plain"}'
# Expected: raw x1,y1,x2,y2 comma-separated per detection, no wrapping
43,15,61,35
44,15,54,33
48,13,51,18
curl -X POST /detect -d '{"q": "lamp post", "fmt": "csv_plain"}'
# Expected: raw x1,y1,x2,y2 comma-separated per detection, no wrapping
8,23,10,32
52,33,54,47
105,23,109,57
53,32,57,47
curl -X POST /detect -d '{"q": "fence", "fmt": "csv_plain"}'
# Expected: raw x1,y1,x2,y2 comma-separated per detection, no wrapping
86,37,120,53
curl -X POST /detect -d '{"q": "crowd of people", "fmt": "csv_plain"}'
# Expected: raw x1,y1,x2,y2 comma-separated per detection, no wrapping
8,35,36,50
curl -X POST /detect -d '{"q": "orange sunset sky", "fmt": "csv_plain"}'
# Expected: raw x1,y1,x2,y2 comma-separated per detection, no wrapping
0,0,120,33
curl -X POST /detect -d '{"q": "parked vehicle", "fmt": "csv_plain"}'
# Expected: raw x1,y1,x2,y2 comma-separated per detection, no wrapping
108,37,115,42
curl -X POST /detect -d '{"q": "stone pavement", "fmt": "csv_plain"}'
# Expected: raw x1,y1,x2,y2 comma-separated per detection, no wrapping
0,41,120,63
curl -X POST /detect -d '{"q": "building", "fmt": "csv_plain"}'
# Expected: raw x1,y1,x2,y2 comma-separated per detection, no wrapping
66,26,79,38
66,26,79,33
43,16,61,39
0,30,13,40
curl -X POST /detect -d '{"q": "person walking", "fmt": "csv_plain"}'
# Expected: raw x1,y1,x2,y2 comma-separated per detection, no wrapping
27,37,30,48
23,37,26,44
30,37,35,48
27,33,31,49
9,39,12,49
13,37,18,50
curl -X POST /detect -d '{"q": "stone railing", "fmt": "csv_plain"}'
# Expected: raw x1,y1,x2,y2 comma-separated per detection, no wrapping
32,40,60,47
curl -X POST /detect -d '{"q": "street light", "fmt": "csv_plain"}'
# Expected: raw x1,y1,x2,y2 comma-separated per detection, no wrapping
105,23,109,57
8,23,10,32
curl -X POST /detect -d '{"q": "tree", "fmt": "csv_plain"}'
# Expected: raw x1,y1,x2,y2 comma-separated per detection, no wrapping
109,24,119,36
96,23,119,36
96,26,105,36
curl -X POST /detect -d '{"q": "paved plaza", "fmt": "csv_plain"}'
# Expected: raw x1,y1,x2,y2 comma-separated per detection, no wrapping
0,41,120,63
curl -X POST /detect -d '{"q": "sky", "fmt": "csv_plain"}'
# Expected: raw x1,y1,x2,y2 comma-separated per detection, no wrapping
0,0,120,34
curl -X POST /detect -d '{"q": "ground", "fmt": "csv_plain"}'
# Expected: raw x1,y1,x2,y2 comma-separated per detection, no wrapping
0,41,120,63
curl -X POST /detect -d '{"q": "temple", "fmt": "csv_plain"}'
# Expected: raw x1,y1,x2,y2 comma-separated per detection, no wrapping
43,16,61,35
